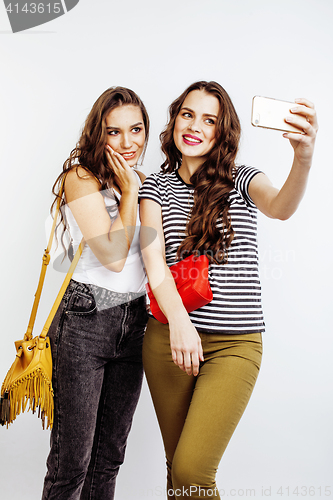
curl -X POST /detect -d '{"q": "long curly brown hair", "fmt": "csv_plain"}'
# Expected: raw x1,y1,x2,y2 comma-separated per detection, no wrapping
160,81,241,264
52,86,149,251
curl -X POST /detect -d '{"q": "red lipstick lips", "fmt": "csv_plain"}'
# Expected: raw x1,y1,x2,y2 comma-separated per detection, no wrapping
182,134,203,146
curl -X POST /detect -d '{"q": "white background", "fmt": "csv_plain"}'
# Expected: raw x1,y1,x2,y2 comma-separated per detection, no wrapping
0,1,332,499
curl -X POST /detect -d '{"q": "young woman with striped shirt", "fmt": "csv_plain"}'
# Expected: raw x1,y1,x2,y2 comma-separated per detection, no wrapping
139,81,317,499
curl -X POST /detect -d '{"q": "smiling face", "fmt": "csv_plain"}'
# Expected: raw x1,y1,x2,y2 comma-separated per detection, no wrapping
105,104,146,167
173,89,220,162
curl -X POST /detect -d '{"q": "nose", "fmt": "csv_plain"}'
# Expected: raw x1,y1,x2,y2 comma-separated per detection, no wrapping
121,133,132,149
188,118,201,133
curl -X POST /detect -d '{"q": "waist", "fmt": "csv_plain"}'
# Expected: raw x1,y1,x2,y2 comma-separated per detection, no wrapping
69,279,146,310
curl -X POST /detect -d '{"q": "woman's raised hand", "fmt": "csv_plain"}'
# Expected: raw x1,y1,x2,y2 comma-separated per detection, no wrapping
249,98,318,223
105,145,139,195
283,98,318,167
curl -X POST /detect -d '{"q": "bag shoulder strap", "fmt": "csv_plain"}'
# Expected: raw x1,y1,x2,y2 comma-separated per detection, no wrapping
39,238,84,341
25,177,84,341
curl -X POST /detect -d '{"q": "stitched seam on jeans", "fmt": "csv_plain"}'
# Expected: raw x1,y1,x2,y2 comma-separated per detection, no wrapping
46,337,62,498
87,380,109,499
117,305,128,351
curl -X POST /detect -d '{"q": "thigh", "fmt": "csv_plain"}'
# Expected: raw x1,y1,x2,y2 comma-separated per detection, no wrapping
44,283,112,498
75,296,148,500
50,286,108,469
93,297,148,462
142,318,196,462
89,354,144,467
173,333,263,487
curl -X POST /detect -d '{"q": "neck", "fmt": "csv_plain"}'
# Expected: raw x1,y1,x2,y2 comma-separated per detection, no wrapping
178,156,204,184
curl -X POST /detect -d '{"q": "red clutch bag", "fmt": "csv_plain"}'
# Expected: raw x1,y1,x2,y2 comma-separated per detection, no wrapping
145,254,213,324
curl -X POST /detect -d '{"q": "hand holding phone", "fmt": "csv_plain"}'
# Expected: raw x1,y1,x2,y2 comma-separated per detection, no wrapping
251,96,303,134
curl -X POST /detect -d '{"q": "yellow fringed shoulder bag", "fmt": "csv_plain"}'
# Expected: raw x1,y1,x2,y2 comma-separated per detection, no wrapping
0,184,84,430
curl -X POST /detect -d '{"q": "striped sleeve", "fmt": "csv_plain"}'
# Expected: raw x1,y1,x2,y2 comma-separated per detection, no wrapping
234,165,262,207
139,173,163,206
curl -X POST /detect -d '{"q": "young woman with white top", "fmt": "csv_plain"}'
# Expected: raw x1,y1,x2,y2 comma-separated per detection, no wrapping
42,86,149,500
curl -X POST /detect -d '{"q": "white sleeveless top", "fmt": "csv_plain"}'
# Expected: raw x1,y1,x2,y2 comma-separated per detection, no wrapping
64,171,146,293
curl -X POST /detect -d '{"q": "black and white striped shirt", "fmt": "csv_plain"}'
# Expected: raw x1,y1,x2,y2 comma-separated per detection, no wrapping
139,165,265,334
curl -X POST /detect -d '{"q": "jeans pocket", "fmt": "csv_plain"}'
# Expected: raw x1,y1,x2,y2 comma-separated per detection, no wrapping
66,290,97,316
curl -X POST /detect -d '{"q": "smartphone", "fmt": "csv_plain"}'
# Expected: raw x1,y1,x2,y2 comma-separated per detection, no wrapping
251,96,302,133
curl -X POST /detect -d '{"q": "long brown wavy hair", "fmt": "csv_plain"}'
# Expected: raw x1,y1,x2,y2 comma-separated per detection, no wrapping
52,86,149,251
160,81,241,264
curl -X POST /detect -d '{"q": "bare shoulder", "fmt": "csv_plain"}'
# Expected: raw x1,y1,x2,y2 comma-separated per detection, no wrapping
65,166,100,202
66,165,97,184
135,169,146,184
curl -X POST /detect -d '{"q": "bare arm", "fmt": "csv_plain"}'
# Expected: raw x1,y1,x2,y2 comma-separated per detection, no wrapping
249,99,318,220
140,198,204,376
65,147,140,272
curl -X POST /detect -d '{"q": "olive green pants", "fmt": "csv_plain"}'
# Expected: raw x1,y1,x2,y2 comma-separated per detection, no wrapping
142,318,263,499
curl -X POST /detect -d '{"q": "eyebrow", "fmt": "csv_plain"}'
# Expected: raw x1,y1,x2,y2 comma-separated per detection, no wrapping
181,107,218,119
106,121,143,130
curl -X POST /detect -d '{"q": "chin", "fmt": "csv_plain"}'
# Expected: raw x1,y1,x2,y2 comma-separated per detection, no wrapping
182,149,206,158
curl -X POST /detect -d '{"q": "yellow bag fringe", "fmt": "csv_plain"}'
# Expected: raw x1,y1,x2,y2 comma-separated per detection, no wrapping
1,368,53,430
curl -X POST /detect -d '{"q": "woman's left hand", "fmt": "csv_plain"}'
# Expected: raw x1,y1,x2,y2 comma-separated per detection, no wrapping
249,99,318,221
283,98,318,167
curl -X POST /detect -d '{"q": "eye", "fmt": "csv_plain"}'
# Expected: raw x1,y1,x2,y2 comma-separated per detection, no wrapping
132,127,143,134
205,118,215,125
181,112,192,118
107,130,119,136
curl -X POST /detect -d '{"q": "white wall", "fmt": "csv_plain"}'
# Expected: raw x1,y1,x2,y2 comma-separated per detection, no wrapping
0,1,332,499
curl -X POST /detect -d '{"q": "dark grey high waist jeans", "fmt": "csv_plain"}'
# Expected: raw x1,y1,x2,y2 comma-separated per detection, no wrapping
42,280,148,500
